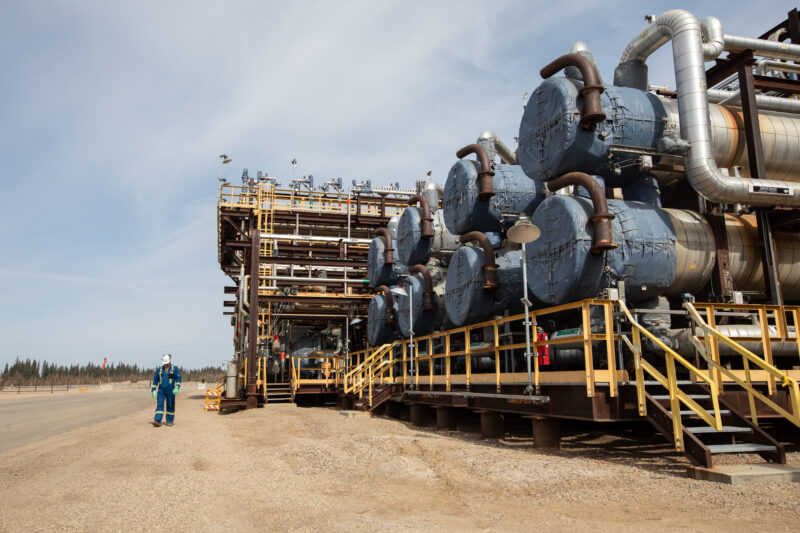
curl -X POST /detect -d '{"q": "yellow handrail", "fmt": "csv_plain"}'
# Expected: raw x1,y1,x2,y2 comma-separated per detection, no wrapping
684,302,800,428
615,300,722,451
344,342,395,395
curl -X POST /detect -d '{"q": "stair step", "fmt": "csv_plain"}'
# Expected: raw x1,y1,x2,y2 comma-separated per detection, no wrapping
652,394,710,401
685,426,753,434
644,380,694,386
706,443,777,454
679,409,731,416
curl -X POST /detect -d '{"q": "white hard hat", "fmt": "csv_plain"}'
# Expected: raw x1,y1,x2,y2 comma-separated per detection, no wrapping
161,354,171,365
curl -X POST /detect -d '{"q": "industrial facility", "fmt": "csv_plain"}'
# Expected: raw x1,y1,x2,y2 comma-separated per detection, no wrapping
215,8,800,476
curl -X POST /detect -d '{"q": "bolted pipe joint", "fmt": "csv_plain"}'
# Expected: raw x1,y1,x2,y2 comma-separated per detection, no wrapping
540,53,606,130
374,228,395,265
456,144,495,201
408,264,436,312
459,231,499,292
375,285,395,325
407,194,434,238
546,172,616,254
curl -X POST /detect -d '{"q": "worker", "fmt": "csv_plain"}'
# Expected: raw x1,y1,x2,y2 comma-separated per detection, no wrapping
151,354,182,427
536,326,550,367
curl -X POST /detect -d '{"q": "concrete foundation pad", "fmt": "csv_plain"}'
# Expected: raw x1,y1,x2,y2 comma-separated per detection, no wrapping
338,410,371,418
687,464,800,485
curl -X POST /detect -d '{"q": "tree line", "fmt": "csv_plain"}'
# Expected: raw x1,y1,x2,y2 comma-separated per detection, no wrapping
1,357,225,385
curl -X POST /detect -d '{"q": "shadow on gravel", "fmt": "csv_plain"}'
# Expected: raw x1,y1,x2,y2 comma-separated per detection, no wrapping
368,409,690,478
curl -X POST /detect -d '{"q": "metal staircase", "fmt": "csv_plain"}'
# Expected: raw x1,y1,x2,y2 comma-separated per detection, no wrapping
343,342,398,410
266,382,293,404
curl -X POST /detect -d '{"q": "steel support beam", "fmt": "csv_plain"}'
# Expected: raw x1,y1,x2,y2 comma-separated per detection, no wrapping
246,218,260,408
738,58,783,305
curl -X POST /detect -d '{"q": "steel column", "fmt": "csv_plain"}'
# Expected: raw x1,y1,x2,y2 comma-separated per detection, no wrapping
738,59,783,305
246,218,260,408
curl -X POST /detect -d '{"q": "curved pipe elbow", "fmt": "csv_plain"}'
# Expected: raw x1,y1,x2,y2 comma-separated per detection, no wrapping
407,195,434,238
375,285,395,326
408,264,435,312
459,231,499,292
456,144,495,201
374,228,395,265
546,172,616,254
540,53,606,129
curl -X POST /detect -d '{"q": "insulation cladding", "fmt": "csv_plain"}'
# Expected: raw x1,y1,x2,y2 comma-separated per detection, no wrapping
443,161,547,234
517,77,666,184
527,196,680,305
444,246,523,326
395,273,442,337
396,207,460,266
367,292,399,346
367,236,408,288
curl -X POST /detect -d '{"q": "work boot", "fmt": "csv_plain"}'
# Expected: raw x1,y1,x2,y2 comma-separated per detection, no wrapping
151,420,161,427
165,422,174,426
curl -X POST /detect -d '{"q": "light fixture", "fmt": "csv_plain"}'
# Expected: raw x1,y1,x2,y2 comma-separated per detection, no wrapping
350,317,362,325
507,216,541,244
220,154,232,164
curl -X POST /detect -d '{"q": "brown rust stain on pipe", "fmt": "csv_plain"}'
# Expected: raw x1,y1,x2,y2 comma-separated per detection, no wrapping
407,195,434,238
456,144,495,201
546,172,616,254
459,231,499,292
408,264,436,311
540,53,606,130
374,228,395,265
375,285,395,325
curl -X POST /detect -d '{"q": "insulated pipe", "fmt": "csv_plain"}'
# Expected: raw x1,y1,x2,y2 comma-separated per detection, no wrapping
375,285,394,325
374,228,395,265
540,53,606,129
618,9,800,207
407,195,434,238
724,33,800,61
546,172,616,253
459,231,499,292
494,136,517,165
456,144,495,201
408,264,435,311
706,89,800,113
755,59,800,76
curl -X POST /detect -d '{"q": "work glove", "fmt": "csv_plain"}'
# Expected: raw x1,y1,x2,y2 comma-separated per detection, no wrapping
151,390,156,399
173,386,180,395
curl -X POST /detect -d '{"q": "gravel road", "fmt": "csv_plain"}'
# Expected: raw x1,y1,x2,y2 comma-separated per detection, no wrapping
0,388,152,453
1,394,798,532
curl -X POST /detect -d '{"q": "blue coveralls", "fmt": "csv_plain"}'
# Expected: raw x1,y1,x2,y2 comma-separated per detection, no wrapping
152,364,182,423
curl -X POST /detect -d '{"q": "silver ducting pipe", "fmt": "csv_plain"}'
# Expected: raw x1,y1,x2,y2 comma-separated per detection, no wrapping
706,89,800,114
658,98,800,182
671,325,798,357
260,275,368,284
755,59,800,76
724,33,800,61
699,16,725,60
260,232,372,244
618,10,800,207
494,136,517,165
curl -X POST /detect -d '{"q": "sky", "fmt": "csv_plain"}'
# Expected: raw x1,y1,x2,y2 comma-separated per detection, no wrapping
0,0,794,370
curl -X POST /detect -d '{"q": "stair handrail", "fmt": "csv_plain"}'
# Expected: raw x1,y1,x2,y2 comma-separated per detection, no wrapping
344,342,395,395
616,300,722,451
684,302,800,428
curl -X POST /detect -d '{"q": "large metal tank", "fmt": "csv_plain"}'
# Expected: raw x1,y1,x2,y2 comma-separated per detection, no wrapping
518,76,800,184
394,266,447,338
443,162,546,234
527,195,800,304
367,217,408,287
444,246,523,327
367,291,400,346
396,207,460,266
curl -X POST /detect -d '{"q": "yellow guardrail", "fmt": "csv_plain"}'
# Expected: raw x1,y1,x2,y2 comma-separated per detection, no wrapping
684,302,800,428
343,342,396,403
615,301,722,451
290,354,342,393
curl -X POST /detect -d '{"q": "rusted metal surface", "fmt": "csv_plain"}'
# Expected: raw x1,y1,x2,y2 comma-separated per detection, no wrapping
407,194,434,238
546,172,616,254
374,228,395,264
456,143,495,201
527,415,562,449
540,53,606,129
459,231,499,291
409,403,429,427
708,205,735,298
374,285,395,325
435,406,457,430
477,410,504,439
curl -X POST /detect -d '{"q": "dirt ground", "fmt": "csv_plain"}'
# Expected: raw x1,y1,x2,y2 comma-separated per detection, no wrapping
1,393,798,532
